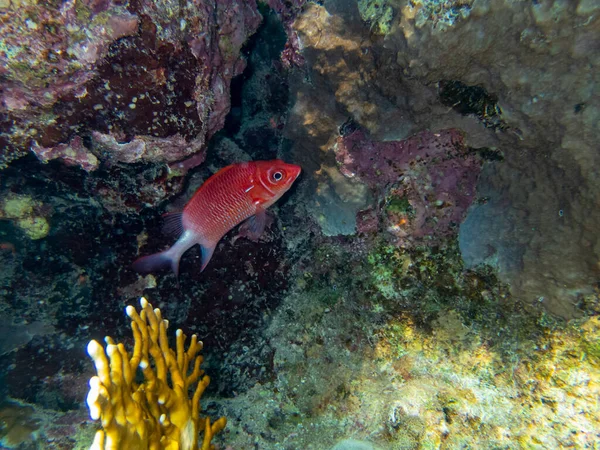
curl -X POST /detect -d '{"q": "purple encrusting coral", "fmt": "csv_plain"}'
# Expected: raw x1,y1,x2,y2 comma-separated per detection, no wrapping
0,0,138,112
90,131,205,166
1,0,263,216
335,129,482,246
31,136,99,173
0,0,137,166
1,0,261,174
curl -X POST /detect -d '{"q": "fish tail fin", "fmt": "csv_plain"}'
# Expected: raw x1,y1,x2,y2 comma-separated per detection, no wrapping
133,230,199,278
200,244,216,272
132,249,180,276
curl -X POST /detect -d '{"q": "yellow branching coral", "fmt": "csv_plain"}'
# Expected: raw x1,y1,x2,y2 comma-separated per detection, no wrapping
86,297,227,450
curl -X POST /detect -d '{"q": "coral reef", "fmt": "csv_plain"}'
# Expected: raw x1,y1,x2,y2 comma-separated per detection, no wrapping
283,0,599,317
91,131,205,166
0,399,94,449
393,0,600,316
1,0,262,214
31,136,100,172
1,0,261,164
86,297,226,449
358,0,395,34
335,128,482,247
0,0,137,167
0,1,599,450
412,0,473,30
265,0,307,68
0,401,42,448
0,0,138,111
213,239,600,448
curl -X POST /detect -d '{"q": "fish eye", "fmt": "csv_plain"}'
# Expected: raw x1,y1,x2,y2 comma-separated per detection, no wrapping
272,171,284,182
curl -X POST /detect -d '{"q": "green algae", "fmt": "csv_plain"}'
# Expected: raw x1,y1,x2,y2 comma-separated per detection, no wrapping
358,0,395,35
1,194,50,240
3,194,36,219
579,316,600,365
385,195,412,216
411,0,474,30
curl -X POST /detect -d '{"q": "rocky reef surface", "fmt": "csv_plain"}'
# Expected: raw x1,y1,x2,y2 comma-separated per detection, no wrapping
0,0,598,449
284,0,599,318
1,0,261,212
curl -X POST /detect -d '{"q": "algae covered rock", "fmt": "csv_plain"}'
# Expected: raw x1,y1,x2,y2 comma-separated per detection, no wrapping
0,193,50,240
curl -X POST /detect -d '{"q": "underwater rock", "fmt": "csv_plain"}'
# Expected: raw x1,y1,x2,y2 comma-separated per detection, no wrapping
392,0,600,317
0,0,138,167
0,320,53,356
0,193,52,240
358,0,396,34
90,131,205,166
438,80,506,131
283,0,599,318
336,128,481,247
1,0,263,216
265,0,306,68
459,152,600,319
0,401,42,447
0,399,94,448
1,0,261,177
31,136,100,172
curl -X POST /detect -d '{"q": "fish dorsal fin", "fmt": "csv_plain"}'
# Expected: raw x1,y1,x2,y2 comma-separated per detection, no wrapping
162,212,184,237
195,164,239,193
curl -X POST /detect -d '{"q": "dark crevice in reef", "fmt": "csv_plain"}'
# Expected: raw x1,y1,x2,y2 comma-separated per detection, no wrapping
438,79,506,130
190,8,295,397
220,5,289,156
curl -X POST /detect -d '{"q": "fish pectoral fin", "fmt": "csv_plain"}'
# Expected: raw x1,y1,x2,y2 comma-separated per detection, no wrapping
233,208,273,243
200,244,216,272
247,208,268,238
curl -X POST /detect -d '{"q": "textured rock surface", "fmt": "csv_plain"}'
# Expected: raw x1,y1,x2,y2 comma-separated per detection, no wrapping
1,1,599,449
0,0,138,166
335,128,482,247
1,0,261,209
214,241,600,448
382,0,600,319
284,0,599,318
383,0,599,318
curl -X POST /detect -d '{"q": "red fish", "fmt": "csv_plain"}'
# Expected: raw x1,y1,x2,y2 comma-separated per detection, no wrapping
133,160,301,276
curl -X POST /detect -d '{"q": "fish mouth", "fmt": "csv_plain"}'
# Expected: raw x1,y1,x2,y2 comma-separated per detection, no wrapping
287,163,302,181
